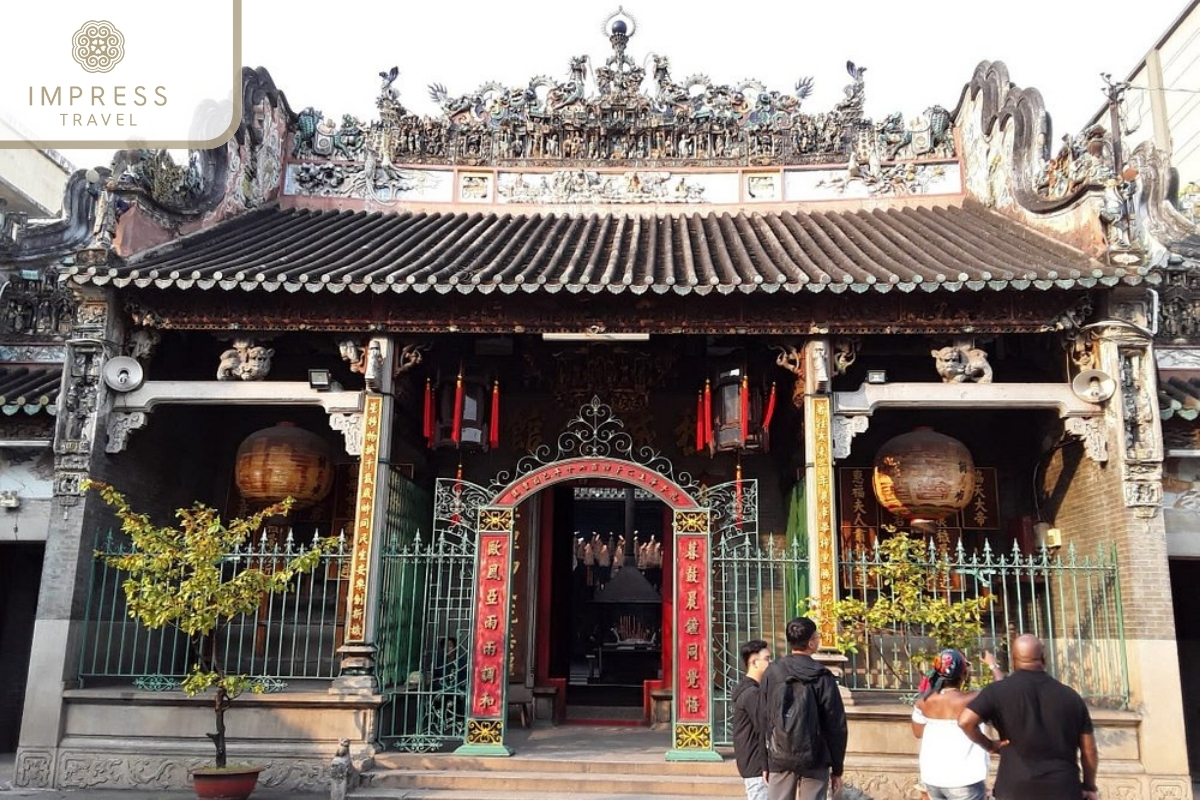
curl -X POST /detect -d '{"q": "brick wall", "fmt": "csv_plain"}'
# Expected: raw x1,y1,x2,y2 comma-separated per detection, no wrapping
1042,434,1177,641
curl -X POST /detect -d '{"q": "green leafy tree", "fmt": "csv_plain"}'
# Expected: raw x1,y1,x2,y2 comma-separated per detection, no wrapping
826,528,993,689
86,480,334,768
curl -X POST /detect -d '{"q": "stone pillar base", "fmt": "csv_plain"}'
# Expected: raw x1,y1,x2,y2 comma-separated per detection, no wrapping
331,642,378,695
814,649,854,706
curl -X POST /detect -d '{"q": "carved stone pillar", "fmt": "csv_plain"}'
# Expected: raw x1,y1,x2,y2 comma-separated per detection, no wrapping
1093,321,1163,517
18,287,119,788
332,336,395,694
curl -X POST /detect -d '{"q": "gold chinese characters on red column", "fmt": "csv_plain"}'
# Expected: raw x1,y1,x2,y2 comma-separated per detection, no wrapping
471,533,509,718
675,535,709,723
346,394,383,642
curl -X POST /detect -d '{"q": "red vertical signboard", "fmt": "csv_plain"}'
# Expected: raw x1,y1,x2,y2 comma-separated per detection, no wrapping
471,533,509,719
675,535,709,723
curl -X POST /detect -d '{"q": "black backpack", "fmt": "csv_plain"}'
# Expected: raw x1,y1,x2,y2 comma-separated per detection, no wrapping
766,674,824,771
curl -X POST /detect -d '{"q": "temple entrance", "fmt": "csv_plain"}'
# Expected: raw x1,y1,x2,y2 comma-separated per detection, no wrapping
542,483,669,722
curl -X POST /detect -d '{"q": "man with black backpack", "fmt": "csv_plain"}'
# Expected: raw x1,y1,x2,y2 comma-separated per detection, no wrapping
758,617,848,800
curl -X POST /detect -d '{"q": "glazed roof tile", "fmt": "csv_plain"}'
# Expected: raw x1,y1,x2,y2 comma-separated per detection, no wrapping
0,365,61,415
70,199,1147,296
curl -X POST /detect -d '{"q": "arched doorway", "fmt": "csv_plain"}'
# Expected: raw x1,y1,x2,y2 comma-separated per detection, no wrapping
374,398,764,760
458,398,721,760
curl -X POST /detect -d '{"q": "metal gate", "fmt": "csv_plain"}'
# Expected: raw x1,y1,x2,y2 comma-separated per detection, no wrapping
376,474,483,751
709,479,808,746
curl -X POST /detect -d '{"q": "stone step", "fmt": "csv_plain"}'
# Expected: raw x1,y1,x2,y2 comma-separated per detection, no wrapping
354,790,733,800
372,752,736,777
360,768,744,797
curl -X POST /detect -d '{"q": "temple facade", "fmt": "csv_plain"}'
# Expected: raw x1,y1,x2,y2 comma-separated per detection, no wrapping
2,10,1197,798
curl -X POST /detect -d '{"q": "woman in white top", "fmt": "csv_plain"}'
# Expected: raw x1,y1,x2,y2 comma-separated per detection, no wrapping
911,649,1004,800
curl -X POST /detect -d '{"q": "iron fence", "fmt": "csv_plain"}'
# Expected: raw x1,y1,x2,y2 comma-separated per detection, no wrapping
376,476,478,752
837,539,1128,707
78,527,351,688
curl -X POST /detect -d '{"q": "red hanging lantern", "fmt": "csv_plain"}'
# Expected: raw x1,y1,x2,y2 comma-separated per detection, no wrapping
431,369,494,451
709,367,769,453
872,427,975,523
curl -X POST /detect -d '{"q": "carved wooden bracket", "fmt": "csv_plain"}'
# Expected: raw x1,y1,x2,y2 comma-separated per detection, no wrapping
832,414,869,460
105,411,148,454
1063,417,1108,463
774,345,805,408
329,412,363,456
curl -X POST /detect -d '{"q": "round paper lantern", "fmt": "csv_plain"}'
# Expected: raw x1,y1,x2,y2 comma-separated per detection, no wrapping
871,427,975,523
235,422,334,509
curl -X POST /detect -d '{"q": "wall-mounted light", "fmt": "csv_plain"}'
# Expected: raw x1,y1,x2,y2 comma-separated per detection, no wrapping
867,370,887,385
308,368,333,391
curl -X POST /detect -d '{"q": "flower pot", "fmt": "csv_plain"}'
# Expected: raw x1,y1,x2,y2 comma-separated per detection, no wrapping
191,765,264,800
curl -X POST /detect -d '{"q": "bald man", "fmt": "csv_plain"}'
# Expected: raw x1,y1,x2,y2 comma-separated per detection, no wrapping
957,635,1098,800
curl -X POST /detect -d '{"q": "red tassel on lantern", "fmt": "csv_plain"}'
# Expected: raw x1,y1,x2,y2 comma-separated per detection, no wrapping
422,378,434,447
739,374,750,446
762,382,777,431
703,379,713,449
489,380,500,450
452,371,464,445
695,391,705,452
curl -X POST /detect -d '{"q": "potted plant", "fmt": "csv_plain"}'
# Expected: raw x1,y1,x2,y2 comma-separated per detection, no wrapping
85,480,334,800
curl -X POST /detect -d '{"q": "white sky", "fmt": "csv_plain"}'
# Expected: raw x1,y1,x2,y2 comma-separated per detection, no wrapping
57,0,1190,174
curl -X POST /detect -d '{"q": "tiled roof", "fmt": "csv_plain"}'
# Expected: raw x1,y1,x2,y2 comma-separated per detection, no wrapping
71,199,1146,297
1161,372,1200,421
0,365,61,415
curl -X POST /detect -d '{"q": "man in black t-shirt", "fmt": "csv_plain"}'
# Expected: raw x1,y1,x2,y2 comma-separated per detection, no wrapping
957,634,1099,800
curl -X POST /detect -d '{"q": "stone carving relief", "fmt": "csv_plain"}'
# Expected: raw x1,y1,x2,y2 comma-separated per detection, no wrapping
1150,778,1191,799
832,414,870,460
50,752,328,793
338,338,367,374
126,328,160,361
0,344,65,362
54,343,102,500
363,341,384,392
1034,124,1115,201
291,13,953,172
14,750,53,788
216,338,274,381
932,342,993,383
105,411,148,454
330,412,363,456
497,170,708,204
808,340,831,393
288,161,447,202
1063,416,1108,463
814,159,947,197
1,272,76,337
1119,346,1157,460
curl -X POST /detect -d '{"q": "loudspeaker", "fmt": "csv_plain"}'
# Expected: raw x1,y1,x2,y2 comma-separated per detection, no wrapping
102,356,145,392
1071,369,1115,403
